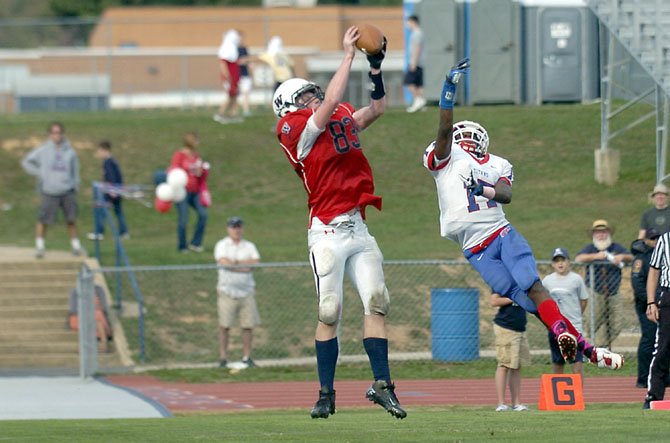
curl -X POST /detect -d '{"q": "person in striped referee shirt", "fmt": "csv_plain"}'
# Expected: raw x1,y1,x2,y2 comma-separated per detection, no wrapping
644,231,670,408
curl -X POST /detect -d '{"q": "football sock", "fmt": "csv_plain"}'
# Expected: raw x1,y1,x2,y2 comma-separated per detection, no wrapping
537,299,595,355
538,299,577,336
315,337,338,392
363,337,391,384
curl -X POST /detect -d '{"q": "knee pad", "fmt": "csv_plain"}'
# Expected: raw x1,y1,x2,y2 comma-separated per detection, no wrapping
367,284,390,316
311,244,335,277
318,291,340,325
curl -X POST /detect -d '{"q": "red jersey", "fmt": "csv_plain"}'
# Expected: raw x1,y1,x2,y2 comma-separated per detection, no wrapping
276,103,382,225
169,150,208,193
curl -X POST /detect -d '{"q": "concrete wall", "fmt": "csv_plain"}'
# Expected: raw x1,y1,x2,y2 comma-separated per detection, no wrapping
89,6,405,52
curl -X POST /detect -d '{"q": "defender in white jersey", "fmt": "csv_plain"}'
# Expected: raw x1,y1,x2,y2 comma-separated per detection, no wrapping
422,59,623,371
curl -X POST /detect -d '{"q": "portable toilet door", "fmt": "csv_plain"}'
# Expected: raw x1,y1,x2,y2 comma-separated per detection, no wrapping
417,0,458,103
469,0,522,104
539,8,583,102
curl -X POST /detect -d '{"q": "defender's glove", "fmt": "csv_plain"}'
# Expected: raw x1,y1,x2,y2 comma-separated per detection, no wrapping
367,36,387,70
459,170,484,196
447,57,470,85
440,58,470,110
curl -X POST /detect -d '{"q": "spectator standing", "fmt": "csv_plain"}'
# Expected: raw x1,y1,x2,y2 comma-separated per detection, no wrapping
21,122,82,258
169,132,209,253
88,140,128,241
237,31,253,117
631,228,662,388
214,216,261,369
639,183,670,239
272,28,406,419
491,292,529,412
542,248,589,380
644,231,670,408
404,14,426,113
214,29,242,123
258,36,295,92
575,220,633,348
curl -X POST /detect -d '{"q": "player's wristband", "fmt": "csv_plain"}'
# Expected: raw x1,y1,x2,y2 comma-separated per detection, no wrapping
439,79,457,110
481,186,495,200
647,301,656,306
369,71,385,100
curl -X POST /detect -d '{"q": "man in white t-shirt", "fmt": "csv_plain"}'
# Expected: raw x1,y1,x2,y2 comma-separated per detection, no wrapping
213,216,261,368
542,248,590,379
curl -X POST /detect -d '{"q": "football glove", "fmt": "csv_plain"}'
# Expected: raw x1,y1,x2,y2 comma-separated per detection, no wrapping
447,57,470,85
459,170,484,196
367,36,387,70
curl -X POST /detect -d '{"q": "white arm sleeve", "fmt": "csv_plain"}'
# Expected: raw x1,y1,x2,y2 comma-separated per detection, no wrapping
296,115,325,161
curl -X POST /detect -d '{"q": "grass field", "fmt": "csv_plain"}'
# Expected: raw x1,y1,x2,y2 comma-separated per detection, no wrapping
0,104,661,438
1,404,667,442
0,102,657,265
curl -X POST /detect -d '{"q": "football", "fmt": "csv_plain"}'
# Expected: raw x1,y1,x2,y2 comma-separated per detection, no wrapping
355,23,384,55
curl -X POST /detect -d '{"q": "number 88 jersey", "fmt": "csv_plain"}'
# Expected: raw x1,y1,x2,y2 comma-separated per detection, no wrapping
423,141,512,251
276,103,382,227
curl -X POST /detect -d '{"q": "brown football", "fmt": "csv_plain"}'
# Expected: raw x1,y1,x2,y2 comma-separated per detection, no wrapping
355,23,384,55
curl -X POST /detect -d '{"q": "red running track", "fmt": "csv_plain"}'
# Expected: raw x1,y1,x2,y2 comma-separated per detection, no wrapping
105,375,646,413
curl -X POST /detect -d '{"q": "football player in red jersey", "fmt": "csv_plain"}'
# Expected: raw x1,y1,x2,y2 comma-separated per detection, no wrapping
273,26,405,420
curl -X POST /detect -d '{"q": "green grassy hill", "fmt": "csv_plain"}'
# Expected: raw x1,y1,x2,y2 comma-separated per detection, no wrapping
0,103,656,265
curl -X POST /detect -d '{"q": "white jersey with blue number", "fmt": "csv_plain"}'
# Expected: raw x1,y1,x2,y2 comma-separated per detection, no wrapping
423,142,513,250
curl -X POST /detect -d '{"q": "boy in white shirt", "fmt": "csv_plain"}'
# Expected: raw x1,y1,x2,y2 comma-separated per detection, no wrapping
542,248,590,379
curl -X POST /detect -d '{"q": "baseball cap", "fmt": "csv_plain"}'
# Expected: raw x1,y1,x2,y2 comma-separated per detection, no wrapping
551,247,569,260
649,183,669,198
591,219,610,231
645,228,661,240
227,216,243,227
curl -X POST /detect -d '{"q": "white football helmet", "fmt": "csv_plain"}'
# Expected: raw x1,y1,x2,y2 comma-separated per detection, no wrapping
453,120,489,158
272,78,324,118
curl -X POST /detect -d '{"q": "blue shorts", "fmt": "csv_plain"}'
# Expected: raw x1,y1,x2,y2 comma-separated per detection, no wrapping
548,331,584,364
464,225,541,314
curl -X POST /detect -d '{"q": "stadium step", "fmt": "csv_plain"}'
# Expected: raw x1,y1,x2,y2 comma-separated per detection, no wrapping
0,352,120,369
0,247,129,372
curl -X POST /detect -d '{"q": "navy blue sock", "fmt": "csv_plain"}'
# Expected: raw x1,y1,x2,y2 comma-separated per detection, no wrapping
363,337,391,383
315,337,338,391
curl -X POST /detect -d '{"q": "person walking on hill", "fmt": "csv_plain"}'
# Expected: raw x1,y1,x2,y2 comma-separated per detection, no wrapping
404,14,426,113
214,29,243,124
272,27,406,419
21,121,83,258
169,132,209,253
89,140,129,241
258,36,295,93
421,59,623,373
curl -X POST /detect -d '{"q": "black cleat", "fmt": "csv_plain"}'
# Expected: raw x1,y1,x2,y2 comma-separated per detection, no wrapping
310,387,336,419
366,380,407,419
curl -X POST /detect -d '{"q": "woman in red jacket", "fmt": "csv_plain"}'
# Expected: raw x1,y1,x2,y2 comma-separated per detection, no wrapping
170,132,209,252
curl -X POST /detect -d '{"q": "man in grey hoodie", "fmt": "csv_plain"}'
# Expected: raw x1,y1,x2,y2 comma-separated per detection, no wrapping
21,122,82,258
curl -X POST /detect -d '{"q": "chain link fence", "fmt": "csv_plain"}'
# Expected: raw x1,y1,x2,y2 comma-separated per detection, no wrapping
87,260,640,368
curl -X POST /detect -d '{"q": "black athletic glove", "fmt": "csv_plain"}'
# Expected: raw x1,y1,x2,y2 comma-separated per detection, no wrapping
367,36,387,70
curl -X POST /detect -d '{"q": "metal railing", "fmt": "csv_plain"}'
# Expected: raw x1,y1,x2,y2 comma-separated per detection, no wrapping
76,259,641,373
